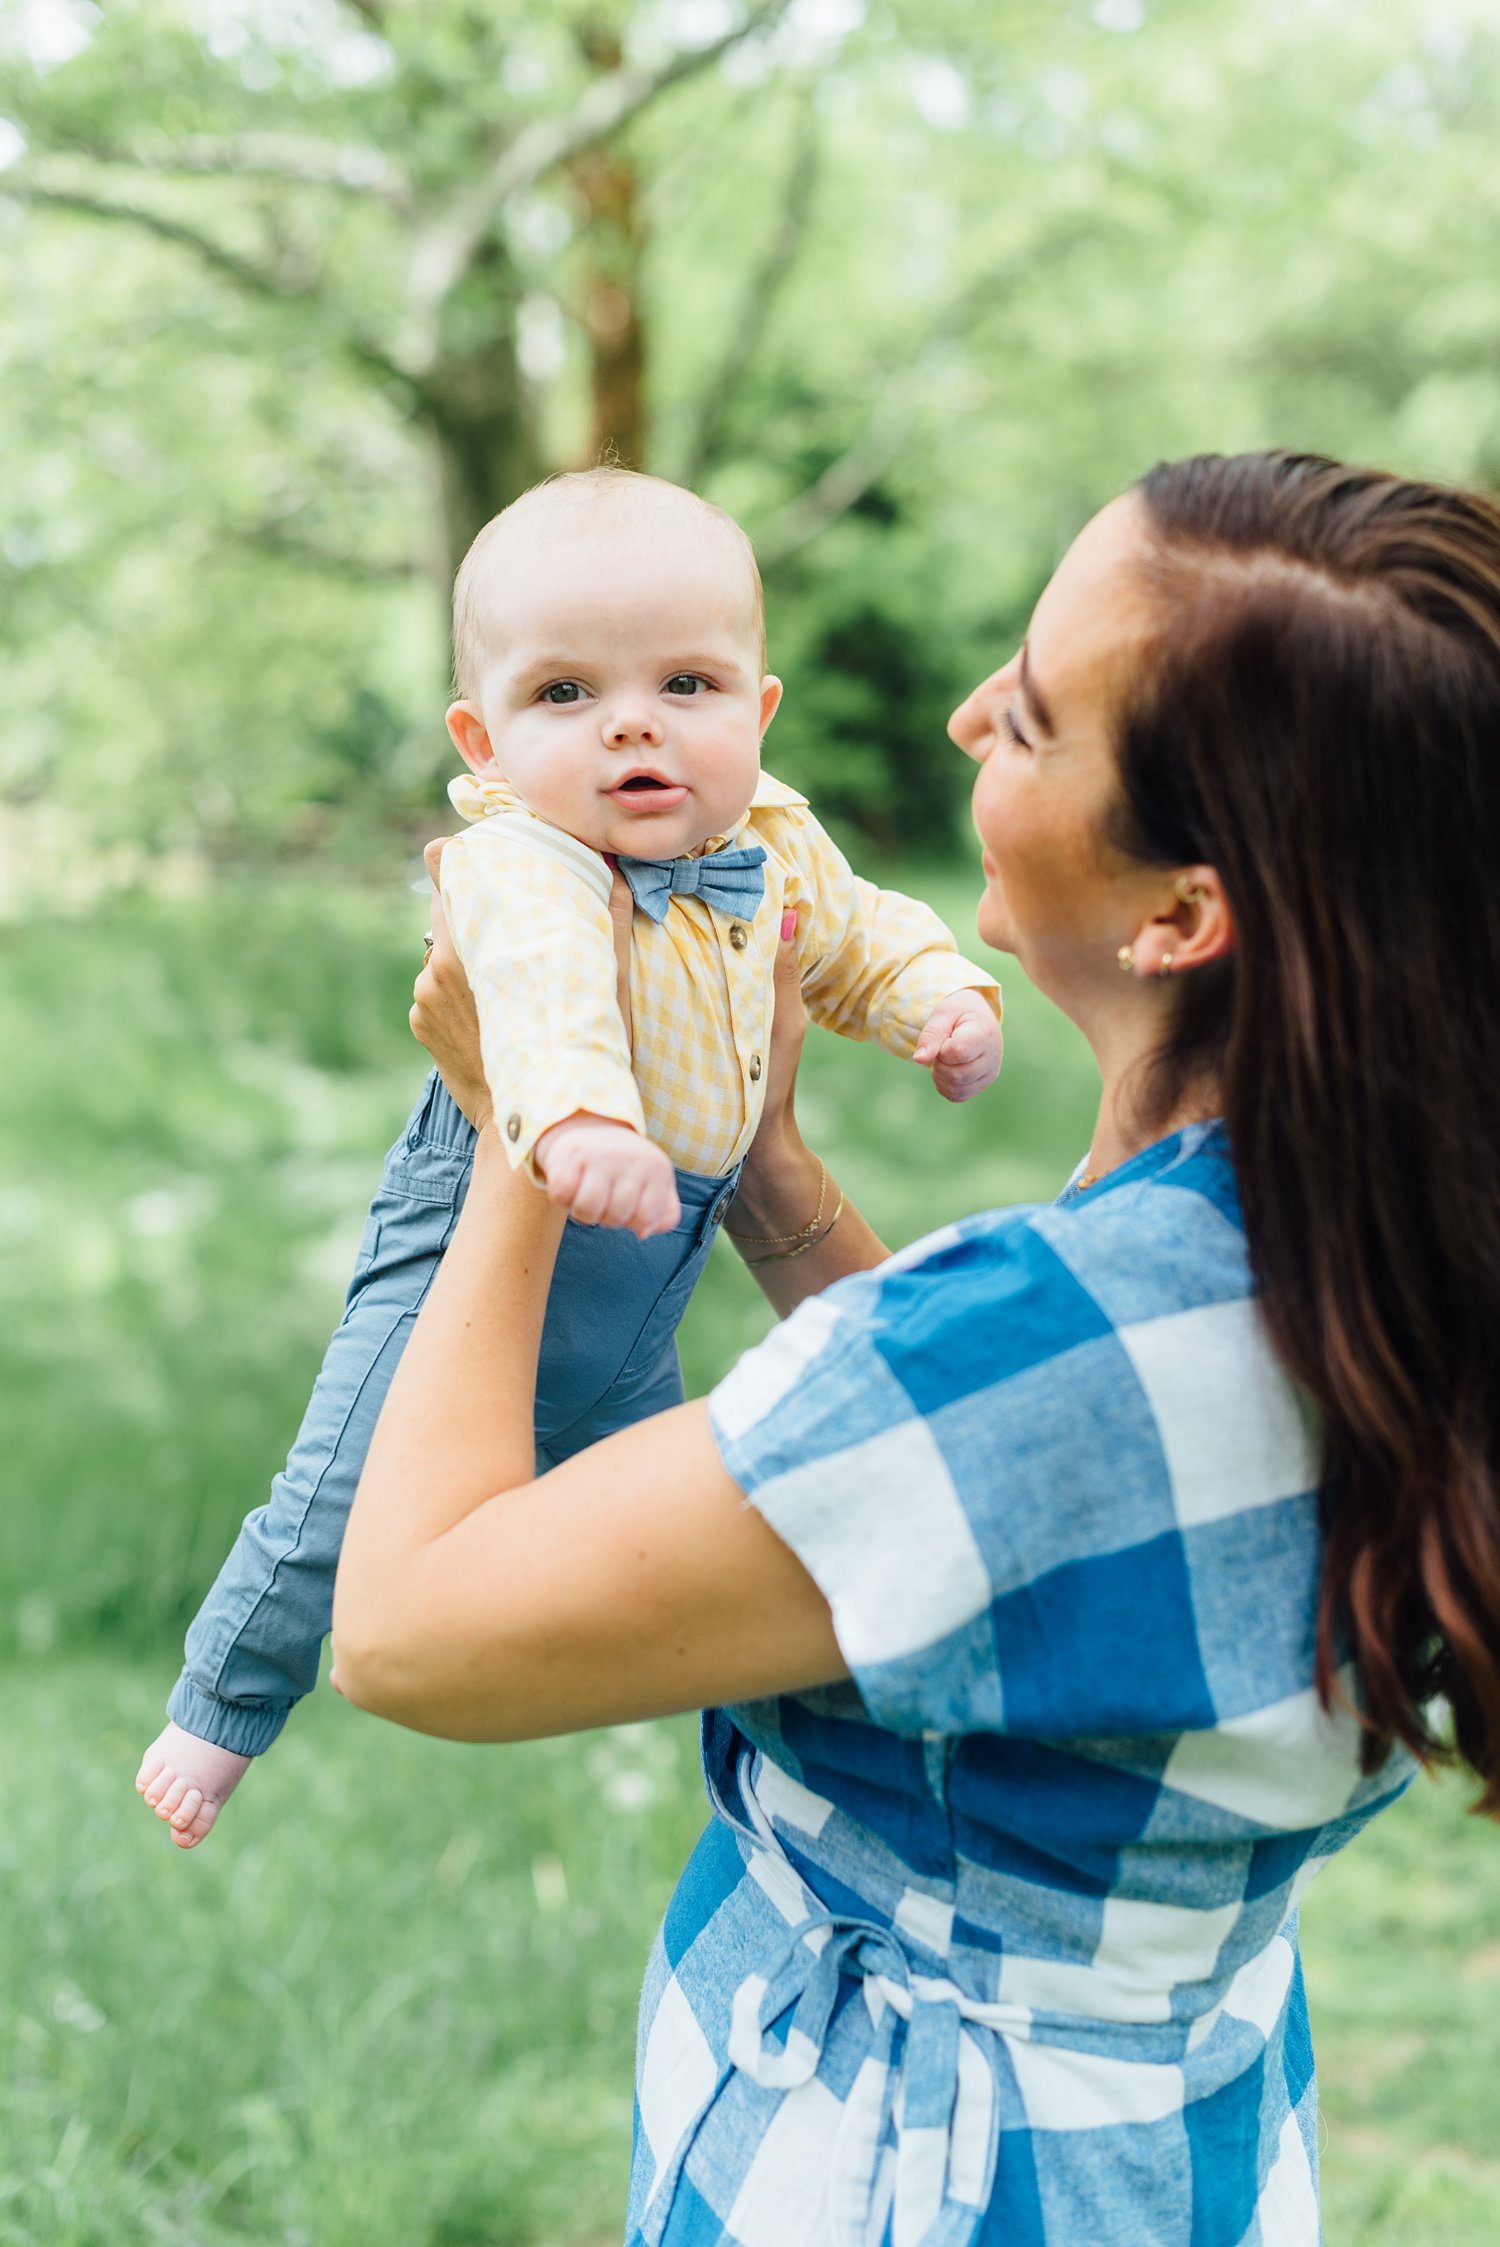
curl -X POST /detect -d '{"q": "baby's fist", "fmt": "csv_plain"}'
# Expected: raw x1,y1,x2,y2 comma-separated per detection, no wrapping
535,1114,681,1237
912,990,1003,1103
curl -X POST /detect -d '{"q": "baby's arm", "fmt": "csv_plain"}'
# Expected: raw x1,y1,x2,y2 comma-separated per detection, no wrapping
771,806,1002,1088
440,823,679,1234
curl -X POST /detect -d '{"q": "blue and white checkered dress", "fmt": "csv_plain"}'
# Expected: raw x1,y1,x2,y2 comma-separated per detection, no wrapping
625,1123,1413,2247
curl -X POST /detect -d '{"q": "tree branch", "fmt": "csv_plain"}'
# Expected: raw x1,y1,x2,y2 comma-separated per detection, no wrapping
755,394,916,567
676,87,818,489
756,231,1102,565
2,176,418,395
43,130,410,207
233,517,418,581
402,0,793,345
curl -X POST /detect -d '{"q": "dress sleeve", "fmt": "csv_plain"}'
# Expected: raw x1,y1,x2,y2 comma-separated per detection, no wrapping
440,819,646,1175
708,1220,1026,1735
767,805,1000,1058
707,1192,1316,1742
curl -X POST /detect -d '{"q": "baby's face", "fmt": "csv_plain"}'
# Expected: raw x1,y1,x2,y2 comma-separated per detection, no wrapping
449,518,779,859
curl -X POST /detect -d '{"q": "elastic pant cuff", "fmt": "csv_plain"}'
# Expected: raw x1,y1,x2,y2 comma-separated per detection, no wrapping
166,1674,293,1757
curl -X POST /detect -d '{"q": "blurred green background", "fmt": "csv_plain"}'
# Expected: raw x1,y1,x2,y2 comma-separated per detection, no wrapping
3,1,1500,2242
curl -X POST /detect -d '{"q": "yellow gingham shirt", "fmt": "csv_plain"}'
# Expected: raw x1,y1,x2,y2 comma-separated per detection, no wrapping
441,769,1001,1181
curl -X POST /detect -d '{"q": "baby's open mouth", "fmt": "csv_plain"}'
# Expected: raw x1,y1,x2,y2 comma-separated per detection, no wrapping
610,772,686,802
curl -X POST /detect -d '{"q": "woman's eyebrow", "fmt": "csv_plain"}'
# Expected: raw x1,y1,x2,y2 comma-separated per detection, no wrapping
1019,642,1056,737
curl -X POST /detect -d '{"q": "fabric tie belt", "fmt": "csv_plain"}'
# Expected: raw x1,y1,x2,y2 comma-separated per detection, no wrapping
615,842,768,925
642,1894,1027,2247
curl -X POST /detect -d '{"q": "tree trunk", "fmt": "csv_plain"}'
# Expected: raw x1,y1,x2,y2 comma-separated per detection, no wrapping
571,26,647,470
419,230,541,591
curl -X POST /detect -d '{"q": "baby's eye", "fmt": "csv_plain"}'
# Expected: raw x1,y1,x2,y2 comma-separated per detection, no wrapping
540,680,584,705
664,673,709,696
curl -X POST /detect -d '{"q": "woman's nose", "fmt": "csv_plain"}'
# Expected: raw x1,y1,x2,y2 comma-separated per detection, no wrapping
948,661,1016,761
947,691,980,755
948,682,991,761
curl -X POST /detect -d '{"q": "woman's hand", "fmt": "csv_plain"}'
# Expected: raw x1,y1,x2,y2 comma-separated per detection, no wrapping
411,840,636,1131
726,909,889,1309
748,908,810,1168
411,840,491,1131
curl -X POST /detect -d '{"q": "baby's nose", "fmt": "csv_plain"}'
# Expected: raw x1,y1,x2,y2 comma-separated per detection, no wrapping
605,704,663,746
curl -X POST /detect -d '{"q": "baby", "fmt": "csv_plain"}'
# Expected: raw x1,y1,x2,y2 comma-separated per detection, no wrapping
136,469,1002,1847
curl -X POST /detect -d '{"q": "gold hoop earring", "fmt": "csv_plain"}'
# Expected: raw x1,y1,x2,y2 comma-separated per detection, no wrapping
1174,876,1207,907
1158,953,1174,978
1117,945,1135,973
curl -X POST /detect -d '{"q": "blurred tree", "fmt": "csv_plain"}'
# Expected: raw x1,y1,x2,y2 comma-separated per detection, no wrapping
3,0,1500,859
0,0,797,582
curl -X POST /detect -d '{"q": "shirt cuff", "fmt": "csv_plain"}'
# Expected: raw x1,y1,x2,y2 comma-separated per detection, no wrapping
497,1050,649,1178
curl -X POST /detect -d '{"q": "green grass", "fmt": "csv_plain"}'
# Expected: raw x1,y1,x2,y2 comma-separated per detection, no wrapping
3,871,1498,2244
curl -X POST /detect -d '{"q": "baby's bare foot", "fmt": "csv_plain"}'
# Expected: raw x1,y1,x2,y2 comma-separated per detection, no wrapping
135,1721,251,1850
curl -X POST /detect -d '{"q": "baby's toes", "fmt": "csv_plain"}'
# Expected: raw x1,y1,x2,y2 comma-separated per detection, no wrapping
168,1789,214,1847
151,1773,192,1823
139,1762,174,1808
168,1785,204,1831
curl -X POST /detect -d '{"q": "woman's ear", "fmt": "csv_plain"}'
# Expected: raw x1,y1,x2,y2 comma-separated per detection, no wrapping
1127,865,1234,980
446,700,503,777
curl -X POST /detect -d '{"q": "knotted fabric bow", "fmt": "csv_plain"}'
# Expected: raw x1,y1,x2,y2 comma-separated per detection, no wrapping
639,1901,1000,2247
615,841,767,925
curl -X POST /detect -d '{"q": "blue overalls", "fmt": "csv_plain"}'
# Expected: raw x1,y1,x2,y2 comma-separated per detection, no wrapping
168,1070,741,1756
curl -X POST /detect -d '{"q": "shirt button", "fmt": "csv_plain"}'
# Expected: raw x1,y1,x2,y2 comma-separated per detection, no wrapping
749,1053,762,1082
505,1113,521,1142
729,924,748,951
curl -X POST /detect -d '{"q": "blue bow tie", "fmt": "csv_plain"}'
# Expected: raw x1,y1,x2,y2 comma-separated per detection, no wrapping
615,842,767,926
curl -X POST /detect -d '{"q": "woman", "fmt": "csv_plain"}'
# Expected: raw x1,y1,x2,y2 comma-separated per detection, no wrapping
333,452,1500,2246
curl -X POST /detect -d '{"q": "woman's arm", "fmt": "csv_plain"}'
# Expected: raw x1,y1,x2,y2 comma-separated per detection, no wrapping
333,877,851,1742
332,1125,848,1741
722,908,890,1315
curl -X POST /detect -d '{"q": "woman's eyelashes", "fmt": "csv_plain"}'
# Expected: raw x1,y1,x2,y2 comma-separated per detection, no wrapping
1004,699,1031,750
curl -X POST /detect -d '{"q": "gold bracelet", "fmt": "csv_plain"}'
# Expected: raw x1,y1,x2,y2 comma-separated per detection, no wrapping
738,1190,845,1266
722,1161,827,1249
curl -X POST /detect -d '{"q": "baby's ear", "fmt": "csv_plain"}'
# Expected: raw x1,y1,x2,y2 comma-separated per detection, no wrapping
758,675,784,737
446,699,503,777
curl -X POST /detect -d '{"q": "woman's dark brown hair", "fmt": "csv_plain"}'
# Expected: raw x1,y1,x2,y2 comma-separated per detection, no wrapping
1118,450,1500,1810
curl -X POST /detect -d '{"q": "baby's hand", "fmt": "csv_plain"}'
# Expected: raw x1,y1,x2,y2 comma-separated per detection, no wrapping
534,1114,681,1238
136,1721,252,1850
913,990,1003,1103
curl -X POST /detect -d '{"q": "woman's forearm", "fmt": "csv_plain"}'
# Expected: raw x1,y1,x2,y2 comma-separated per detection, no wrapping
333,1129,565,1693
726,1122,888,1317
332,1122,847,1741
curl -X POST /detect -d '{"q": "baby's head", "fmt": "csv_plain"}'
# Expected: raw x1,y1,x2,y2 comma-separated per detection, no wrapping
447,469,781,859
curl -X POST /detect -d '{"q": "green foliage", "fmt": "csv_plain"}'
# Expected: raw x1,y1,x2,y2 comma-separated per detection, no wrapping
0,865,1089,1656
0,1669,1495,2243
3,0,1500,857
2,875,1498,2242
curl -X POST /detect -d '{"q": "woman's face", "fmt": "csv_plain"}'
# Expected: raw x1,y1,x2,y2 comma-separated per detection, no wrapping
949,493,1165,1009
